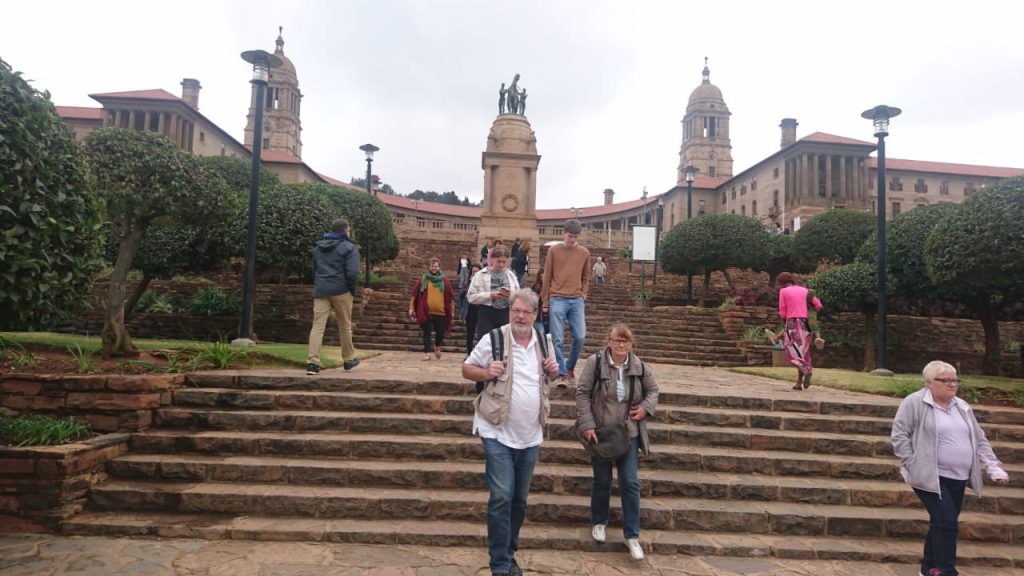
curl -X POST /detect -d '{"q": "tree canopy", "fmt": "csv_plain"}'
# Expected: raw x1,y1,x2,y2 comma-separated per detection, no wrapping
84,127,233,354
0,57,105,329
925,176,1024,374
793,208,875,268
809,261,879,371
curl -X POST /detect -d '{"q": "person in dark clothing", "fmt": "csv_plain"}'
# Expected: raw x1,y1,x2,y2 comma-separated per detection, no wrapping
464,263,482,355
307,219,361,375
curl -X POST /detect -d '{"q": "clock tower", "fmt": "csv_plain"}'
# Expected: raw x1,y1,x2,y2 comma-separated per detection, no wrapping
244,27,303,158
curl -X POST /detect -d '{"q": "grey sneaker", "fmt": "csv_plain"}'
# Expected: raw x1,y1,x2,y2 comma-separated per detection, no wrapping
306,363,320,375
343,357,361,371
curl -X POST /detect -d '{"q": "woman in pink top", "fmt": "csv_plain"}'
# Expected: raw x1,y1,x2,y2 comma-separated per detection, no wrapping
776,272,822,390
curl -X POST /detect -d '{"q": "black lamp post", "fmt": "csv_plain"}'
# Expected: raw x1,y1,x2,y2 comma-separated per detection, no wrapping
359,143,379,288
684,165,699,303
234,48,281,346
861,105,901,375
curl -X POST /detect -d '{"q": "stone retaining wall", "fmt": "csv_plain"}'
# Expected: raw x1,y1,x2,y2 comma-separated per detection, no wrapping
0,374,181,432
0,433,129,532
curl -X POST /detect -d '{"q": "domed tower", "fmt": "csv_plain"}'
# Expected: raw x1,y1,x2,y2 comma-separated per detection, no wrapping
678,58,733,182
244,27,303,158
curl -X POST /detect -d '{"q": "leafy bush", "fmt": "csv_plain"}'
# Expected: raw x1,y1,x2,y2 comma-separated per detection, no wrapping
186,286,240,316
793,209,875,269
188,341,250,370
1,57,106,330
136,290,176,313
68,344,94,373
892,381,920,398
0,414,92,447
958,380,981,403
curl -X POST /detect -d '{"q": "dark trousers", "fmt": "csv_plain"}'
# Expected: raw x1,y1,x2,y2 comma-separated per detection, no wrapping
421,315,446,353
465,305,479,355
914,476,968,576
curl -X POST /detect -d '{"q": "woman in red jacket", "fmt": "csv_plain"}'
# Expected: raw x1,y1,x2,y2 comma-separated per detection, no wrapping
409,258,455,361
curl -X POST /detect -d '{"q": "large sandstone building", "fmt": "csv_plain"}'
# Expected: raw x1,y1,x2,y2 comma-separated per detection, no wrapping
58,33,1024,250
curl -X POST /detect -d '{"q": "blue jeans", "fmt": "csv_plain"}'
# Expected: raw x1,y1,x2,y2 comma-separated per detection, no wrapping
914,476,967,576
591,436,641,539
482,438,540,574
548,296,586,375
595,275,604,284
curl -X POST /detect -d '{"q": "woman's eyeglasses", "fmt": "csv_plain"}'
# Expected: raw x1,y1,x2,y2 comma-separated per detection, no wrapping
609,338,631,345
933,377,960,385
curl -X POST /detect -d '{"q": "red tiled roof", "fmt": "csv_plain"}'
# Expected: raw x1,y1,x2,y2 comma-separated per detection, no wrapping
317,173,366,192
379,193,483,218
870,158,1024,178
88,89,180,101
55,106,103,120
799,132,875,147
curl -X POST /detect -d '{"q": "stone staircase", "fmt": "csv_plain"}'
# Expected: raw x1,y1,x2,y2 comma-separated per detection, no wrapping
357,283,751,367
63,368,1024,569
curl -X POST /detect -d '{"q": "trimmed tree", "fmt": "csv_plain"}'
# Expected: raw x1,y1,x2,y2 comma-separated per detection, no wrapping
0,57,105,329
319,184,400,263
793,208,875,269
660,214,767,306
925,176,1024,375
808,261,878,371
84,128,233,356
758,233,814,289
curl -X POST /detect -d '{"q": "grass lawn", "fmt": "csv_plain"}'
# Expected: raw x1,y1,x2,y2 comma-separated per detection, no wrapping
731,366,1024,407
1,332,377,370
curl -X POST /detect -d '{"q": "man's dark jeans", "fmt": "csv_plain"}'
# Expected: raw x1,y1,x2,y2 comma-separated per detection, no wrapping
913,476,967,576
482,437,539,575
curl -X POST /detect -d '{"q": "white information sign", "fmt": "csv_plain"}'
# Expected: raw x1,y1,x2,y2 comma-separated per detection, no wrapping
632,225,657,262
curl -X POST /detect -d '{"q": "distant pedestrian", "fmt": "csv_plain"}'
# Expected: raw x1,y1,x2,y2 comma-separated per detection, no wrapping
542,219,591,384
307,219,360,375
468,245,520,343
408,257,455,361
511,239,530,287
457,255,472,318
776,272,822,390
463,263,482,355
592,256,607,285
530,269,548,336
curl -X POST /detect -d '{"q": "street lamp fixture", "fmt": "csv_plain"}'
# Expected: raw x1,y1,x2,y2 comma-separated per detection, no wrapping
234,48,282,346
684,165,699,303
358,143,379,287
861,105,901,375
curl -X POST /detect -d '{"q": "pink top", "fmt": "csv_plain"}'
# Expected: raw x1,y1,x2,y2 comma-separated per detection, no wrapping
778,285,822,319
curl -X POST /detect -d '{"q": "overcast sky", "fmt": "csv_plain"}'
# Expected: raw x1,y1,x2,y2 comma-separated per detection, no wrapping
4,1,1023,209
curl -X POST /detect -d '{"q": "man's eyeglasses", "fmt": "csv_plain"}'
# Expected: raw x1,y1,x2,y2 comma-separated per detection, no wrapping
609,338,631,345
933,377,960,385
510,308,535,316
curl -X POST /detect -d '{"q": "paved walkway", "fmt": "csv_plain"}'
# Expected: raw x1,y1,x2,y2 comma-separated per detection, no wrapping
5,533,1004,576
4,352,1015,575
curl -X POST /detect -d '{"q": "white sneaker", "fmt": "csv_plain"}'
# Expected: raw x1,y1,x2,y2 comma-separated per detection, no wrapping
591,524,606,543
625,537,644,560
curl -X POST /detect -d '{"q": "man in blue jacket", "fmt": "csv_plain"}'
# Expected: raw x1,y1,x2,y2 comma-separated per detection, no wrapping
306,219,361,375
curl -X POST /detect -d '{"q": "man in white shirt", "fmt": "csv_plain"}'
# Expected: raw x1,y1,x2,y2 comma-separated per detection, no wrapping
463,289,559,576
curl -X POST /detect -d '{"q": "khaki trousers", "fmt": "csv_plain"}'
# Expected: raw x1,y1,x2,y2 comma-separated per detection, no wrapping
307,292,355,366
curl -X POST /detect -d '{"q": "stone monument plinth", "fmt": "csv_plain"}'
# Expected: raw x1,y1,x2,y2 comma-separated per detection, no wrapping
479,114,541,255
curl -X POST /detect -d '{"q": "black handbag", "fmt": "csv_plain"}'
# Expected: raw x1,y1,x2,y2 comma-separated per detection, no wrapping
579,358,636,463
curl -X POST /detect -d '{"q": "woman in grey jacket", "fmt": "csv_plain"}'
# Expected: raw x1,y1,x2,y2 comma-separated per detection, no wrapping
891,360,1009,576
575,323,658,561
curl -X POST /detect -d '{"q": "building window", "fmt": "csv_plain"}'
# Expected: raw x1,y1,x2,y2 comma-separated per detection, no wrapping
964,182,977,196
731,187,737,200
752,200,758,216
740,184,747,196
890,176,903,191
869,177,874,189
773,190,780,208
708,166,716,177
721,192,727,205
751,177,758,191
199,131,206,143
741,205,746,216
773,167,780,179
914,178,927,193
892,201,901,217
149,114,159,132
940,180,950,195
698,199,706,215
263,138,270,149
220,145,226,156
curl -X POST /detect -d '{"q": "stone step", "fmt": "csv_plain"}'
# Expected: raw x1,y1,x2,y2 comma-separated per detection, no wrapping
153,408,1024,461
85,480,1024,543
60,511,1024,568
106,454,1024,514
168,389,1024,444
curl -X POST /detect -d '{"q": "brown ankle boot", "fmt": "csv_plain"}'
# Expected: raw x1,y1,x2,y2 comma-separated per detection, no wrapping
792,372,804,390
802,372,812,389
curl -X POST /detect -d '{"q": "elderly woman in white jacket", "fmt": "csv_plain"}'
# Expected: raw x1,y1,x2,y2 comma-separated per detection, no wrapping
891,360,1009,576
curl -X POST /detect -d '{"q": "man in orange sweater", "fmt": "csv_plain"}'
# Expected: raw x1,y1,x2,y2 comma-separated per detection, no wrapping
541,219,591,384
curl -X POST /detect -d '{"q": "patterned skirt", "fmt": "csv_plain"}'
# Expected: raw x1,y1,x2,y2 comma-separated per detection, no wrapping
782,317,813,374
